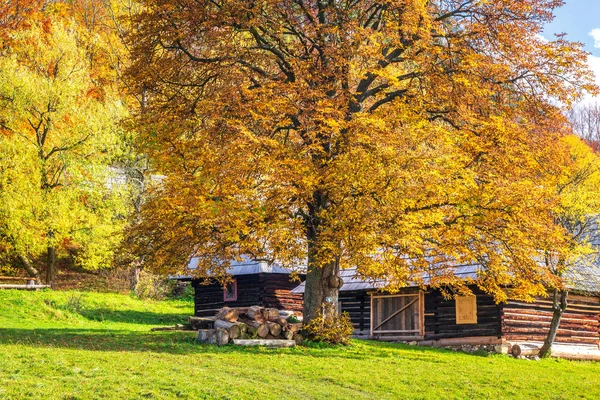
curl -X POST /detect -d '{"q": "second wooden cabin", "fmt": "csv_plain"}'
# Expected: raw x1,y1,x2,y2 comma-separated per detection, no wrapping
292,264,600,359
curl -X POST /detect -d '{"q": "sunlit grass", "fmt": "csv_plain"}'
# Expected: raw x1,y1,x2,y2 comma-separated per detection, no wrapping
0,290,598,399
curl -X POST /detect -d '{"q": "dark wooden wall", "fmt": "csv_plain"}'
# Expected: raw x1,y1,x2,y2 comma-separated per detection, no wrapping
501,294,600,345
192,274,303,317
424,288,502,341
339,290,371,336
260,274,304,312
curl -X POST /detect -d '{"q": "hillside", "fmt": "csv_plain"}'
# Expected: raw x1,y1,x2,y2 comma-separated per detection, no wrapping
0,290,598,399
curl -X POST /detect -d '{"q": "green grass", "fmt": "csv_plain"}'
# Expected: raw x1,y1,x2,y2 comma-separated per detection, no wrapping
0,290,599,399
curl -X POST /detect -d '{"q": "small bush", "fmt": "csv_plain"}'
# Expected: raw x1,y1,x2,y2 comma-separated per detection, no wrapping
134,270,176,300
303,304,354,345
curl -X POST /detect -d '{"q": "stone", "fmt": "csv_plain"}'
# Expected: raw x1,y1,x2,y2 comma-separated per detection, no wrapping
495,344,510,354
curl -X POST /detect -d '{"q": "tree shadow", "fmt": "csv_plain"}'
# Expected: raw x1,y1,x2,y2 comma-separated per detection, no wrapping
0,327,492,361
75,309,190,325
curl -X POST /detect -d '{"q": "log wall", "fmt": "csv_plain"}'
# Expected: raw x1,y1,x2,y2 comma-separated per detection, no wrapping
260,274,304,312
192,274,303,316
424,288,502,341
339,290,371,336
501,294,600,346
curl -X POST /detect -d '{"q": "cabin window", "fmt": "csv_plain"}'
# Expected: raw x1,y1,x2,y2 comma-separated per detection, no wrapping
455,295,477,324
223,279,237,302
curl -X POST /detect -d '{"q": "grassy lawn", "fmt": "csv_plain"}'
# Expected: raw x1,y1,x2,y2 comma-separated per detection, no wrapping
0,290,598,399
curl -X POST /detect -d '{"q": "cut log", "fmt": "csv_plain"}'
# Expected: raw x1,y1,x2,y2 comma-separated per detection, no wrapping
197,329,217,344
292,333,304,345
264,308,280,322
246,320,269,338
216,328,230,345
288,323,303,334
246,326,257,338
512,343,541,357
282,330,294,340
215,307,239,322
247,306,266,323
268,322,282,337
214,320,247,339
276,317,288,327
189,316,215,330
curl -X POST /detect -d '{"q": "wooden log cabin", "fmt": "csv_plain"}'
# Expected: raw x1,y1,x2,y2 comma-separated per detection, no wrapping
180,256,305,317
291,264,600,359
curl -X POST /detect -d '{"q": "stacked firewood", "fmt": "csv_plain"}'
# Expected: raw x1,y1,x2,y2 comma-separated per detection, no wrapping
195,306,303,345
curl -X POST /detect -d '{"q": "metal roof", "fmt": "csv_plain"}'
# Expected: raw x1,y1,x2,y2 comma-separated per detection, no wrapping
175,255,303,279
290,261,600,295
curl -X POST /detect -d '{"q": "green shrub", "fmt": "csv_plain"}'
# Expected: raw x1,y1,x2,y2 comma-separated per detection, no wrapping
134,270,176,300
303,304,353,345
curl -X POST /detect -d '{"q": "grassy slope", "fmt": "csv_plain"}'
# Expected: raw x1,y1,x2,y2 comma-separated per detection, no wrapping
0,290,598,400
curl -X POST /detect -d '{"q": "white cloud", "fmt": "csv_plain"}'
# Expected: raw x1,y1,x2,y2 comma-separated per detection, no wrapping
579,54,600,105
589,28,600,49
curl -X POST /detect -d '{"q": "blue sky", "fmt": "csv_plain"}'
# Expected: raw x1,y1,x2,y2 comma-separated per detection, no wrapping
543,1,600,102
544,1,600,57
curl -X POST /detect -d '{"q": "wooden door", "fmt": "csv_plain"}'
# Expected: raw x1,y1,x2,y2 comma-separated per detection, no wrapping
370,291,424,339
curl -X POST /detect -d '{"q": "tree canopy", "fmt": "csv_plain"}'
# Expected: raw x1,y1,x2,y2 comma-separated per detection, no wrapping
126,0,596,321
0,1,131,280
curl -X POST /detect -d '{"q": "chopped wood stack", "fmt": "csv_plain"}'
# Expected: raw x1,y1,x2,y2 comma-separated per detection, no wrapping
196,306,303,346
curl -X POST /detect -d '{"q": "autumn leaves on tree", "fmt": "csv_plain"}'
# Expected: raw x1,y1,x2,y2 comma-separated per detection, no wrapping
1,0,599,333
125,0,598,322
0,1,131,283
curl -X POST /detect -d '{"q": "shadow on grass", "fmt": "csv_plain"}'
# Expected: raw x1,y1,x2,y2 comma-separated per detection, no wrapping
0,327,489,361
75,309,190,325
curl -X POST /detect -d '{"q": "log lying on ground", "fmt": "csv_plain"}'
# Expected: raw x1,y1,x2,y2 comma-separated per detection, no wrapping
151,324,192,332
197,329,217,344
282,330,294,340
216,328,229,346
245,320,270,338
511,343,541,357
247,306,266,323
232,339,296,348
189,316,215,330
215,307,239,322
214,320,247,339
276,317,288,327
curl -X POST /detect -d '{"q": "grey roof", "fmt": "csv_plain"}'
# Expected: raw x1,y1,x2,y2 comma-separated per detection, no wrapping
291,269,384,294
290,261,600,295
174,255,302,279
564,258,600,295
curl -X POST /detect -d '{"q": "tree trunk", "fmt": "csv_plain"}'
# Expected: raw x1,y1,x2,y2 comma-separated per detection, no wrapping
18,255,39,278
539,289,568,358
302,247,342,323
46,245,57,287
302,191,343,324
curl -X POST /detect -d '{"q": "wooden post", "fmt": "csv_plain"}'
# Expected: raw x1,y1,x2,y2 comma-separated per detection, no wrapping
419,290,425,337
370,294,374,337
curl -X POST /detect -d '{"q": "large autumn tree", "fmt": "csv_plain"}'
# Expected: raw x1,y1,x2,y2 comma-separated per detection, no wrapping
127,0,595,322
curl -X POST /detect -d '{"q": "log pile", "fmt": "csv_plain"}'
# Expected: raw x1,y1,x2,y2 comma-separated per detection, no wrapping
196,306,303,345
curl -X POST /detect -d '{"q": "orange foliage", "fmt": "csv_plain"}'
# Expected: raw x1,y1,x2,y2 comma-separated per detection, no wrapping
126,1,597,320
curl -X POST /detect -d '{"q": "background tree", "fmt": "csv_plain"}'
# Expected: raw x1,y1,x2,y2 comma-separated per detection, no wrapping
0,2,130,283
539,135,600,357
568,102,600,151
127,0,596,323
